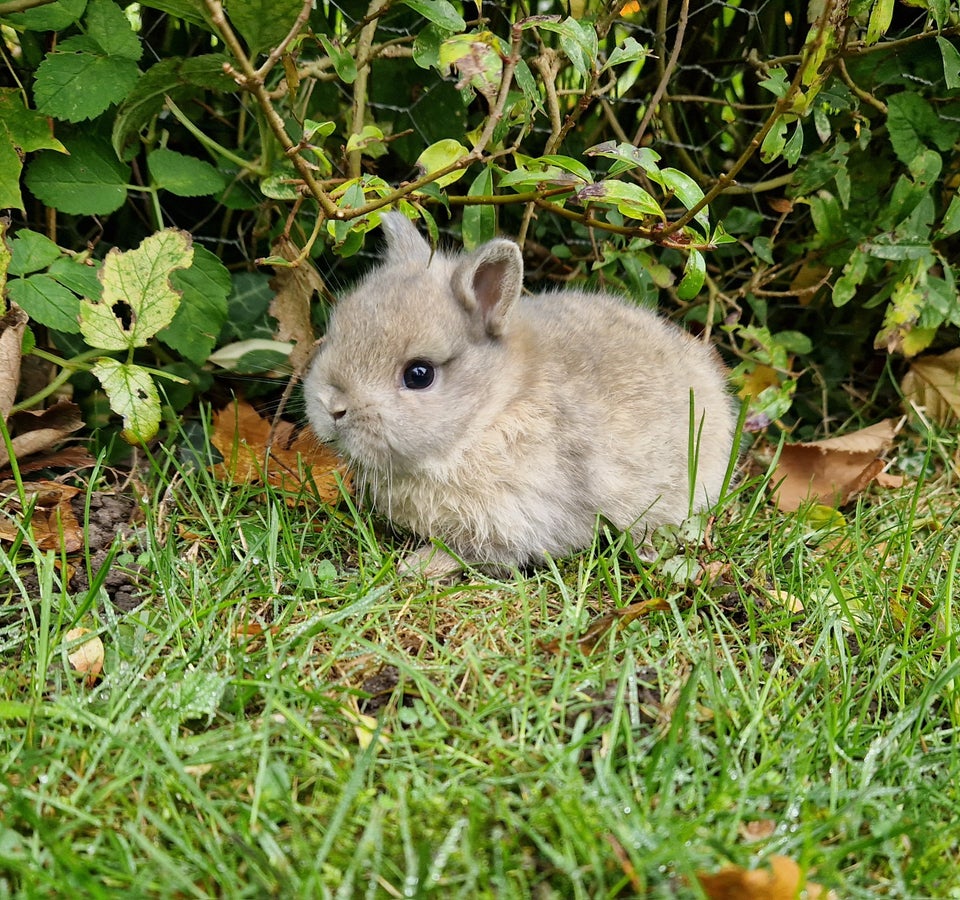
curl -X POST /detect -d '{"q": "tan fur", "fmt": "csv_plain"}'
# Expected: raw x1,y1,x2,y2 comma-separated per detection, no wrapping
305,213,737,573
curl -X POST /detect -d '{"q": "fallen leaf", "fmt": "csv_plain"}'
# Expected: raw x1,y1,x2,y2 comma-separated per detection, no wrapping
210,400,350,502
64,627,104,686
539,597,671,655
3,444,96,478
268,236,324,374
0,400,85,470
771,419,900,512
901,348,960,426
0,480,84,552
0,305,29,419
697,854,834,900
767,589,804,613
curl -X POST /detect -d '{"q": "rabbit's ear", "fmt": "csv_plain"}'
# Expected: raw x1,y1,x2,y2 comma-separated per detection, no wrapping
380,212,432,264
452,240,523,337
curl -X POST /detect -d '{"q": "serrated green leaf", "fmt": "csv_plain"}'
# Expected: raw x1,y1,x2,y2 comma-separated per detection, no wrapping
112,55,234,157
158,246,231,365
0,88,68,155
148,148,226,197
9,230,61,276
576,180,663,220
318,34,357,84
403,0,465,31
677,249,705,300
91,358,162,442
7,274,82,333
461,167,495,251
227,0,306,55
86,0,142,60
25,136,129,215
938,36,960,90
79,229,193,350
415,139,470,188
48,257,102,299
34,52,140,123
4,0,86,31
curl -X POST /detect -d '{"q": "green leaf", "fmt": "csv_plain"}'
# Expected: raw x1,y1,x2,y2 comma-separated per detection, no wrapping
602,36,650,71
0,89,68,211
7,274,82,333
112,55,234,157
158,246,231,365
461,167,496,251
657,167,707,231
402,0,465,32
677,249,705,300
866,0,894,45
576,180,663,220
415,139,470,188
3,0,86,31
783,120,804,166
33,51,140,123
345,125,388,158
759,67,789,98
832,249,869,307
585,141,661,178
79,229,193,350
885,91,960,166
9,230,61,276
938,194,960,238
137,0,210,29
760,117,787,163
537,155,592,183
91,358,162,443
939,36,960,90
148,148,226,197
86,0,142,60
25,136,130,215
48,257,102,299
226,0,306,55
536,17,596,80
413,22,448,70
318,34,357,84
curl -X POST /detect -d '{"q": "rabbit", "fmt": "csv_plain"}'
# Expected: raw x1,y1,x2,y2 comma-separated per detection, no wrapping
304,212,737,577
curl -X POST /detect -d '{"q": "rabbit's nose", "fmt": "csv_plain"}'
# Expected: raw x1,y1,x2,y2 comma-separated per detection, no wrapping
319,386,348,420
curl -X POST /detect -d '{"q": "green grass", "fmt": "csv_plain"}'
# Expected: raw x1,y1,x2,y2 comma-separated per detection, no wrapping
2,426,959,898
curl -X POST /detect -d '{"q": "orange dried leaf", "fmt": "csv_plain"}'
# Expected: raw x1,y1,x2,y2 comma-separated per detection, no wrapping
771,419,900,512
210,400,350,502
0,480,84,552
738,819,777,843
65,627,104,686
697,855,834,900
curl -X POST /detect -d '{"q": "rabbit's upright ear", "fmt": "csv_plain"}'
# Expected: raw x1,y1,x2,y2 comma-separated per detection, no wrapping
380,212,432,264
452,239,523,337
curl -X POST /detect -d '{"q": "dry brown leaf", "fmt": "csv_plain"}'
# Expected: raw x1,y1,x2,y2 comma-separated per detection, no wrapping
268,237,323,374
540,597,671,655
771,419,900,512
697,855,834,900
210,400,350,502
0,400,85,470
4,444,96,478
0,480,84,551
64,627,104,686
901,347,960,426
0,305,29,420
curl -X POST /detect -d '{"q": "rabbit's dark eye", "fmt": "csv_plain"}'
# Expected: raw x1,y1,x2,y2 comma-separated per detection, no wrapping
402,360,435,390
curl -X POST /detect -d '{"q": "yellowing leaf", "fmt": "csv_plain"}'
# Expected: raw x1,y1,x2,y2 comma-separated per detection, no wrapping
64,627,104,686
268,237,321,374
771,419,900,512
79,229,193,350
901,347,960,425
91,358,161,443
415,139,470,188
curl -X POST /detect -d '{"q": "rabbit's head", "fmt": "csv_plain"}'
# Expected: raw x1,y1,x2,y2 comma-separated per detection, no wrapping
305,214,525,477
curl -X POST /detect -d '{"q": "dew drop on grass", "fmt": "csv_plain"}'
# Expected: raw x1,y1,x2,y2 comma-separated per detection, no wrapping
37,774,49,785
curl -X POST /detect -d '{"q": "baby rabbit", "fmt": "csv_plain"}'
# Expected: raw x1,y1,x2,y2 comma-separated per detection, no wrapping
305,213,736,576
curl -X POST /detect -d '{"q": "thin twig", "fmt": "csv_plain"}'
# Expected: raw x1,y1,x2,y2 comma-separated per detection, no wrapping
632,0,689,147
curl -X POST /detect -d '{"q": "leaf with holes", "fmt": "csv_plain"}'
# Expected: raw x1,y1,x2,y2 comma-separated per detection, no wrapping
91,358,162,443
79,229,193,351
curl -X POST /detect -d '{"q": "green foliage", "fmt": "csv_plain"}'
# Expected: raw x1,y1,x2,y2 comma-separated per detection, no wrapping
1,0,959,441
